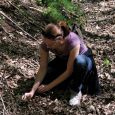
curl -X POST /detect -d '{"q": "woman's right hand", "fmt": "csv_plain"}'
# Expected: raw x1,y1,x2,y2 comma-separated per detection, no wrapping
22,91,34,101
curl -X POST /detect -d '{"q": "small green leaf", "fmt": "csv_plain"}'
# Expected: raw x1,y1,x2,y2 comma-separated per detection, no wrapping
103,58,110,66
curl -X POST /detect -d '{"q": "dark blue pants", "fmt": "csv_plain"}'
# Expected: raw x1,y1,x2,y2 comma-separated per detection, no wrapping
42,51,100,95
70,55,92,92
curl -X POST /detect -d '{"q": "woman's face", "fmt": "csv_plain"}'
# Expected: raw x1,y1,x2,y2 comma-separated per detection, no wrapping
43,27,64,49
43,37,64,49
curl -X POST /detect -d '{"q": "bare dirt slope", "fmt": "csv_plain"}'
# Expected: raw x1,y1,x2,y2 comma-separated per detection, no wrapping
0,0,115,115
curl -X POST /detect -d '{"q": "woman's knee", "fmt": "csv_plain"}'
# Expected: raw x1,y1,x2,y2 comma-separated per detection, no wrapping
74,55,87,67
74,55,92,71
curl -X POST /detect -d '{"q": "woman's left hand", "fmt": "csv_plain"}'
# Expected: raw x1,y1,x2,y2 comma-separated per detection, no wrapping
38,84,52,93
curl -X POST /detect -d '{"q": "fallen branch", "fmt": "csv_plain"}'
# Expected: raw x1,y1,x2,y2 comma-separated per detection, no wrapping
0,10,36,40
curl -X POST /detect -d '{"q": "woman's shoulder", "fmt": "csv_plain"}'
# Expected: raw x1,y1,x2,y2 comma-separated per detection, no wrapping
65,32,80,51
66,32,80,43
69,32,80,39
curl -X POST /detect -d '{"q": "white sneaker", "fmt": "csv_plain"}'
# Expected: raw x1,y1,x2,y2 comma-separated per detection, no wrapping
69,90,82,106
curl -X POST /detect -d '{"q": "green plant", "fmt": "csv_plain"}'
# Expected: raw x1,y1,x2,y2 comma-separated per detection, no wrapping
37,0,86,27
103,58,111,66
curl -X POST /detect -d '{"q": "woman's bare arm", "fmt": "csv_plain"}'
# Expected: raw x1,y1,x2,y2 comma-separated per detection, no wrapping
31,47,49,94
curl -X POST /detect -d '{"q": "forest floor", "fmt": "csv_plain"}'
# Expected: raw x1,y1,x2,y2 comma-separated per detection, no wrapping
0,0,115,115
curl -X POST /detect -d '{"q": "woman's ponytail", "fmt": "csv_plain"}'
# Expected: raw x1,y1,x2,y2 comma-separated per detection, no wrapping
58,21,70,37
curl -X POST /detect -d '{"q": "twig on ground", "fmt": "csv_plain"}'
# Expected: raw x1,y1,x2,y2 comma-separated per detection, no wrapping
0,65,10,115
6,0,20,11
29,6,44,13
0,95,10,115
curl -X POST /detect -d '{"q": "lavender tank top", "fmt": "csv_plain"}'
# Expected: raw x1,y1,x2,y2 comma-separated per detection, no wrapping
66,32,88,54
41,32,88,56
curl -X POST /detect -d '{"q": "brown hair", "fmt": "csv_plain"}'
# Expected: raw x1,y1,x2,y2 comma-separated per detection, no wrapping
58,21,70,37
42,21,70,40
42,23,62,40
